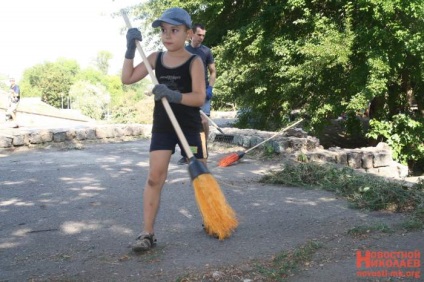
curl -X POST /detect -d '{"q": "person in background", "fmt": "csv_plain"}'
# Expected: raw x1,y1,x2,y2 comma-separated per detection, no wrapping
6,77,20,128
177,23,216,165
121,7,206,252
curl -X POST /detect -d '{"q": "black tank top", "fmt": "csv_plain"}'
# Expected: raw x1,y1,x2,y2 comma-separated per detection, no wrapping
152,52,203,133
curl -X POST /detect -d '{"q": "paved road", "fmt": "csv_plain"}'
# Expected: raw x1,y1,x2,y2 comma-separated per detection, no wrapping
0,140,422,281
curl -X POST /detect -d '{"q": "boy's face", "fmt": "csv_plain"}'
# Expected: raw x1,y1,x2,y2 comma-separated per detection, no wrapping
191,27,206,47
160,23,191,51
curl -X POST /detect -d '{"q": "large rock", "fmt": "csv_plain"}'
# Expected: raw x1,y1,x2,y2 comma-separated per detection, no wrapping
0,135,12,148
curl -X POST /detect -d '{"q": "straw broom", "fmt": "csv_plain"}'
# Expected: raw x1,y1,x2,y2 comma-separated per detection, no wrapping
121,11,238,239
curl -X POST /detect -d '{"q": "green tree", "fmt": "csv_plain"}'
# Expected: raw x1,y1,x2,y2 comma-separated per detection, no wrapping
0,74,8,92
94,50,113,75
20,64,47,98
21,58,80,107
126,0,424,168
69,81,111,120
76,67,124,103
110,90,154,124
121,0,424,170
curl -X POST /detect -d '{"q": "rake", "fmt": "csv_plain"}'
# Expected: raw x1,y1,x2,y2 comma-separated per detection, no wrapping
218,119,304,167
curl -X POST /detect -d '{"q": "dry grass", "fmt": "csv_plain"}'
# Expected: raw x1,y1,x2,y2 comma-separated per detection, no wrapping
135,97,155,124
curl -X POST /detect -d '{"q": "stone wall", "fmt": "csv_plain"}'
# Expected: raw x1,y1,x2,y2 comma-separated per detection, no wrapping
0,123,409,179
0,124,152,149
302,143,409,179
211,127,409,179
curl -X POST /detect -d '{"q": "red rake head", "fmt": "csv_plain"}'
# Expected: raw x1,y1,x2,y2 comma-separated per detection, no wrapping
218,152,244,167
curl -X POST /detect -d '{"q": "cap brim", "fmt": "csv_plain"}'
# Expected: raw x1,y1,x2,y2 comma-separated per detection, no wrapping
152,19,188,28
151,20,162,28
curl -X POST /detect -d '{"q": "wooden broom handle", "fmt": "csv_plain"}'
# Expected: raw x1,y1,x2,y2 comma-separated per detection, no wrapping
121,11,194,159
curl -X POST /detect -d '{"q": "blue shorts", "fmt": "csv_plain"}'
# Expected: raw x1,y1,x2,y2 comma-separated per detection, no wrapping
201,100,211,116
150,132,208,159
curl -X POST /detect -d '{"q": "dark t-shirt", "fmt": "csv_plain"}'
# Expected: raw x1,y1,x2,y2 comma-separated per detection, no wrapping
152,52,203,134
185,44,214,87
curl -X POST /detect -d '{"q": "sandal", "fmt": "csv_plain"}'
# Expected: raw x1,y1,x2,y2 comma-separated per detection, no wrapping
132,232,156,252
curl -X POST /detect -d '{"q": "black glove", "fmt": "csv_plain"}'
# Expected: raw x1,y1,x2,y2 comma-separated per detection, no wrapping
152,84,182,104
125,28,142,59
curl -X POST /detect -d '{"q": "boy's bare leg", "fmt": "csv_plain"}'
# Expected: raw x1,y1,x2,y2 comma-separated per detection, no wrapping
142,150,172,234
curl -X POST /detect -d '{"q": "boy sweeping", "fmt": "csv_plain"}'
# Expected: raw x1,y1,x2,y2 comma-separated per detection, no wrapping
121,7,206,252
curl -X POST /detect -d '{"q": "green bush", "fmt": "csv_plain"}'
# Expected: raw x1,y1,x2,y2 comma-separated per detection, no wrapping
367,114,424,171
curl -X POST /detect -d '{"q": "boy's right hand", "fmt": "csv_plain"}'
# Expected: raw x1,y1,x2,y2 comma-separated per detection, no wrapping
125,28,142,59
152,84,182,104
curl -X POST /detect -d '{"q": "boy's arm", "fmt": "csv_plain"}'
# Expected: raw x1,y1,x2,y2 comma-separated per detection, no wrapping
121,28,157,85
122,52,157,85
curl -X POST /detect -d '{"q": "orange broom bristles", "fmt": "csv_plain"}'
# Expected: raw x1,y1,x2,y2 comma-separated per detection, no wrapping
218,152,241,167
192,173,238,239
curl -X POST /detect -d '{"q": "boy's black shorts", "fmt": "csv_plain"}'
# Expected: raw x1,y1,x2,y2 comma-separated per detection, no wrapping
150,132,208,159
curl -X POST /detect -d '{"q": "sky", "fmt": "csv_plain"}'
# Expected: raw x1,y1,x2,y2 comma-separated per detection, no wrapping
0,0,144,82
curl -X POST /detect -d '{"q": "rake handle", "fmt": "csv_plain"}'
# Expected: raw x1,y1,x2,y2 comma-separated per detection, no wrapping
200,110,225,134
244,118,304,154
121,11,194,159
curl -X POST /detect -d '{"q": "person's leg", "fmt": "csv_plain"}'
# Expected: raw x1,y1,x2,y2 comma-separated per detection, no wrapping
178,115,209,165
133,132,179,252
9,103,18,127
143,150,172,233
177,154,188,165
200,100,211,144
5,108,12,121
179,132,208,165
201,114,210,141
177,107,209,165
133,149,172,252
11,110,17,123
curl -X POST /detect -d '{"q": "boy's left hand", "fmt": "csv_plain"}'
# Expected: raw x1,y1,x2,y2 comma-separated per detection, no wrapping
153,84,182,104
